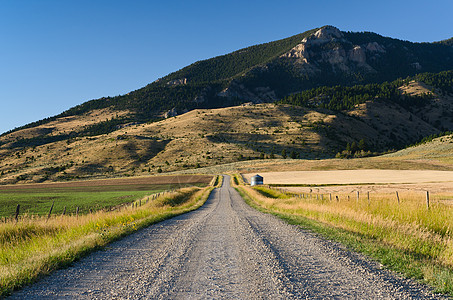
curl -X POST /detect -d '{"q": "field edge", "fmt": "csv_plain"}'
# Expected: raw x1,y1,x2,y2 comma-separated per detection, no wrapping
1,176,220,297
233,176,452,297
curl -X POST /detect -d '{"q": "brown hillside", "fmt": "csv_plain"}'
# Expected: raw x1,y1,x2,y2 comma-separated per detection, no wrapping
0,90,448,184
384,134,453,165
399,81,453,131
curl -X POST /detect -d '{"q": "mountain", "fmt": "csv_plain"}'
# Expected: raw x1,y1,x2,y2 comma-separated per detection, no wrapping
4,25,453,137
1,26,453,183
1,72,453,184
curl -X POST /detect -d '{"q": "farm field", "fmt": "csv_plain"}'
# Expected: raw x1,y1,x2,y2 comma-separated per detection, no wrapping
236,170,453,295
0,174,212,218
243,169,453,194
0,174,218,296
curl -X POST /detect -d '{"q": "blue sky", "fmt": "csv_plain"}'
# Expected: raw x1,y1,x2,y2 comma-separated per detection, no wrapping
1,0,452,135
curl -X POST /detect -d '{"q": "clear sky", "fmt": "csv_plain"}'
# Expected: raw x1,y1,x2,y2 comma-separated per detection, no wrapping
1,0,452,135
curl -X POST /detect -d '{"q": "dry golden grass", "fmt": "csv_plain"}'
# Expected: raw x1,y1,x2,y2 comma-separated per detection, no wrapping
242,185,453,264
0,178,218,296
244,169,453,184
399,81,453,130
237,181,453,293
2,92,453,184
0,108,130,142
385,134,453,165
1,104,342,183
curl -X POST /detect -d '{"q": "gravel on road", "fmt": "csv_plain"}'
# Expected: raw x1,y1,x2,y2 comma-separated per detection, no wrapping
10,175,446,299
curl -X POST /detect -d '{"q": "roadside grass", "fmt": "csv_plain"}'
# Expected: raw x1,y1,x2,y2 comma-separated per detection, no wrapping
0,175,220,297
253,186,291,199
0,183,207,218
233,177,453,296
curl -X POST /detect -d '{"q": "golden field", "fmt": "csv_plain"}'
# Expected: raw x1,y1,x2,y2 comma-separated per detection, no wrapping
235,167,453,295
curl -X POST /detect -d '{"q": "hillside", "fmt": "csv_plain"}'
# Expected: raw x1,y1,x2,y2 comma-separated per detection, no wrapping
1,26,453,184
3,25,453,138
1,74,452,184
384,133,453,165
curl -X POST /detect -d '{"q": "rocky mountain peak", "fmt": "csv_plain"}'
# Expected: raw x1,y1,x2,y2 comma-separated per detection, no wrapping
301,25,344,45
281,26,381,74
313,25,343,40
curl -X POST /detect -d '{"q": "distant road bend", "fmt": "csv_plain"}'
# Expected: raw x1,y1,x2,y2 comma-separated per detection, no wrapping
11,175,445,299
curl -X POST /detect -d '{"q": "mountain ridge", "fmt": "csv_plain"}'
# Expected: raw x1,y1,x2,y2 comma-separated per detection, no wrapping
1,26,453,183
1,74,453,184
3,25,453,137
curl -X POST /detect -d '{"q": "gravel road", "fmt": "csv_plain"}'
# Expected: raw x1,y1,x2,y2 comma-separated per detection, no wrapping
10,175,446,299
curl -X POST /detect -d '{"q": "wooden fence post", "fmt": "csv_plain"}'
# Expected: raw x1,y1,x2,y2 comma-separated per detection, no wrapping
426,191,430,209
357,191,359,202
47,201,54,221
76,207,79,218
396,191,400,204
330,193,332,201
367,192,370,203
15,204,20,222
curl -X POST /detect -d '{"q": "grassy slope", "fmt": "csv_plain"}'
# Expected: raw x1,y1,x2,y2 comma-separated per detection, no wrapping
385,134,453,165
0,92,448,184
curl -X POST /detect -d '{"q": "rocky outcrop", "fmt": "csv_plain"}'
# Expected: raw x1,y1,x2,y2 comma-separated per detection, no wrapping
167,78,187,86
365,42,386,53
281,26,385,74
302,25,344,45
164,108,178,118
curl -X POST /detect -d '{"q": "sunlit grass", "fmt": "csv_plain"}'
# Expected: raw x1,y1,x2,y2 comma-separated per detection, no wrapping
0,175,219,296
0,182,208,218
235,178,453,295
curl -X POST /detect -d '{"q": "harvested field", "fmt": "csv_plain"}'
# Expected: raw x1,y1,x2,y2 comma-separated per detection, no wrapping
0,174,213,217
243,170,453,194
0,174,213,190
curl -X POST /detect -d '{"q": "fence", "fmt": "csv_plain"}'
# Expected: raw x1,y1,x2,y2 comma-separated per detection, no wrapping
4,190,174,224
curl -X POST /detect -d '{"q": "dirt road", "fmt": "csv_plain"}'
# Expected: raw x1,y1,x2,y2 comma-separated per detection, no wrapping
10,176,444,299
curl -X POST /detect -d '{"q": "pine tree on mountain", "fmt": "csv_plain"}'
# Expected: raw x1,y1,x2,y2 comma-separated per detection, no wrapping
358,139,367,151
350,141,358,153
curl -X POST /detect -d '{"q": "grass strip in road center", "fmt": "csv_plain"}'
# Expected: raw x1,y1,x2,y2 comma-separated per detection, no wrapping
232,175,453,297
0,175,220,297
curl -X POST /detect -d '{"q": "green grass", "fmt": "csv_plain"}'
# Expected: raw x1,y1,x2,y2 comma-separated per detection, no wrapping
0,183,206,218
253,186,291,199
0,179,218,297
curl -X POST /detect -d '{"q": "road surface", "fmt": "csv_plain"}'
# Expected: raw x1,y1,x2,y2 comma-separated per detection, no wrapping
10,175,445,299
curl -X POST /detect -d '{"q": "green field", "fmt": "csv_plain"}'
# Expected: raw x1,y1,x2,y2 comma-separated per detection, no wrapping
0,183,207,218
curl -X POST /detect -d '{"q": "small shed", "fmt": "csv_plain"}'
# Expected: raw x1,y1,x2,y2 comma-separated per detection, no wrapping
251,174,264,186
